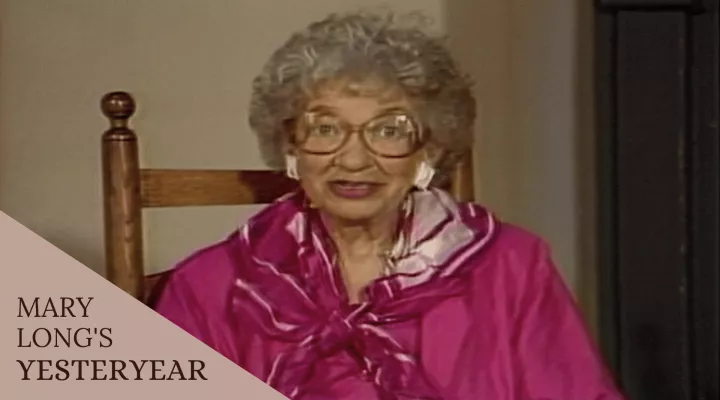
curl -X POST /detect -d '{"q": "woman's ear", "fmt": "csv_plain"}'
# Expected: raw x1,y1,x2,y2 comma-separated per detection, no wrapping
279,132,297,157
422,142,445,167
281,140,296,156
281,136,301,180
280,118,299,156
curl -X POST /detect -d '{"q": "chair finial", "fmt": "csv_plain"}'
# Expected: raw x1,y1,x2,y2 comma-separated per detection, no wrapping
101,91,135,127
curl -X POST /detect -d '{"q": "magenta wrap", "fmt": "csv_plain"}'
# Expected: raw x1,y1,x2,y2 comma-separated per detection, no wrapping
154,189,625,399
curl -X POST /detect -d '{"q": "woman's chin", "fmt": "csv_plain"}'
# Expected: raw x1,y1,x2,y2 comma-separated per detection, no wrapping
320,199,387,222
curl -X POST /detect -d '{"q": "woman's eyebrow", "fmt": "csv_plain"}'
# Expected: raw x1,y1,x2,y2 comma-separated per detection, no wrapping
304,104,412,119
305,104,338,113
375,106,410,115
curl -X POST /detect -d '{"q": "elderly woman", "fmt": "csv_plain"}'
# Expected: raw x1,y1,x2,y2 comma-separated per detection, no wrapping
155,11,624,400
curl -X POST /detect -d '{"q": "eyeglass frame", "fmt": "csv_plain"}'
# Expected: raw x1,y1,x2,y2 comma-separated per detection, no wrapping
284,107,430,159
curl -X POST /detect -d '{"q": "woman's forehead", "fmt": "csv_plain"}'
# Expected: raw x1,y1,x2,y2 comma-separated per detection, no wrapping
306,81,412,123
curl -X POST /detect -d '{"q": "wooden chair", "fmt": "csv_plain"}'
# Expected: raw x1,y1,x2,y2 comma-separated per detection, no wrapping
100,91,476,305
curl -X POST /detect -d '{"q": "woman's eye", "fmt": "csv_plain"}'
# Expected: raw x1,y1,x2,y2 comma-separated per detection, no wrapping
377,124,409,139
380,126,398,137
312,124,337,136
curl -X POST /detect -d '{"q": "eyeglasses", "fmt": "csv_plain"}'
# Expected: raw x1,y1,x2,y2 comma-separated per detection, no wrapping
290,109,425,158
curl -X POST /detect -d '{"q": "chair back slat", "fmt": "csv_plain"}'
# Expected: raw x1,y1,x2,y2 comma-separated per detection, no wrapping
141,169,298,208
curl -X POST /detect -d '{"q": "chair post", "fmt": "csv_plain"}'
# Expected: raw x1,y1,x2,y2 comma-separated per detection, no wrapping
101,92,145,300
450,151,476,203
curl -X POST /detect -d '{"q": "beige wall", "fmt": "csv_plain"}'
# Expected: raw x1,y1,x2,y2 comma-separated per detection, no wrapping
447,0,596,300
0,0,595,318
0,0,442,274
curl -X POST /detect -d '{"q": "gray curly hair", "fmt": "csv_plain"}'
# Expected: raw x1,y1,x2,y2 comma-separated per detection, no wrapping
248,10,476,182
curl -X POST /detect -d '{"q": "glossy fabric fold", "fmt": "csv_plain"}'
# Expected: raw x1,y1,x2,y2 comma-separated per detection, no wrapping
155,190,625,399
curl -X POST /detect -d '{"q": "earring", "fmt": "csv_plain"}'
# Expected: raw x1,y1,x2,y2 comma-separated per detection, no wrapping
413,161,435,190
286,155,299,180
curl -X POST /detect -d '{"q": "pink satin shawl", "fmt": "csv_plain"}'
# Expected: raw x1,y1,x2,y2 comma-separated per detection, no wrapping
154,189,625,399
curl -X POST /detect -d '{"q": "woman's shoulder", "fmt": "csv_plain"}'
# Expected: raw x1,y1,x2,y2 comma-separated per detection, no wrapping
458,201,556,282
171,233,236,274
157,232,240,310
459,201,551,256
492,221,551,257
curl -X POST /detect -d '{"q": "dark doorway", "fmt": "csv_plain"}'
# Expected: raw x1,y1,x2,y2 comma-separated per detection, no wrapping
595,0,719,399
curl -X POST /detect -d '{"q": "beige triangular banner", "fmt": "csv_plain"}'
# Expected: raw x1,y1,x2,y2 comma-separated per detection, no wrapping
0,211,288,399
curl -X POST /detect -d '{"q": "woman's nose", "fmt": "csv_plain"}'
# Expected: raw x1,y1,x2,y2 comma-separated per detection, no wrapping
335,132,372,171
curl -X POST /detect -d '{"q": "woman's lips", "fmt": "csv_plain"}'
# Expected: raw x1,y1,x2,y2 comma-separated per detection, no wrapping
328,180,382,199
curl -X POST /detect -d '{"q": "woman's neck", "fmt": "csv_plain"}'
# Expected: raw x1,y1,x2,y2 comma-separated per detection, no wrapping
320,209,400,302
323,213,397,256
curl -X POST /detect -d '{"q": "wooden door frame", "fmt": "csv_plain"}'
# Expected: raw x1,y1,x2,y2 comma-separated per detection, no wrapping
594,0,719,398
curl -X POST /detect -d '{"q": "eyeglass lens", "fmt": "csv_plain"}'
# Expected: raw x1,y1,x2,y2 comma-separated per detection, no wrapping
295,112,421,157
